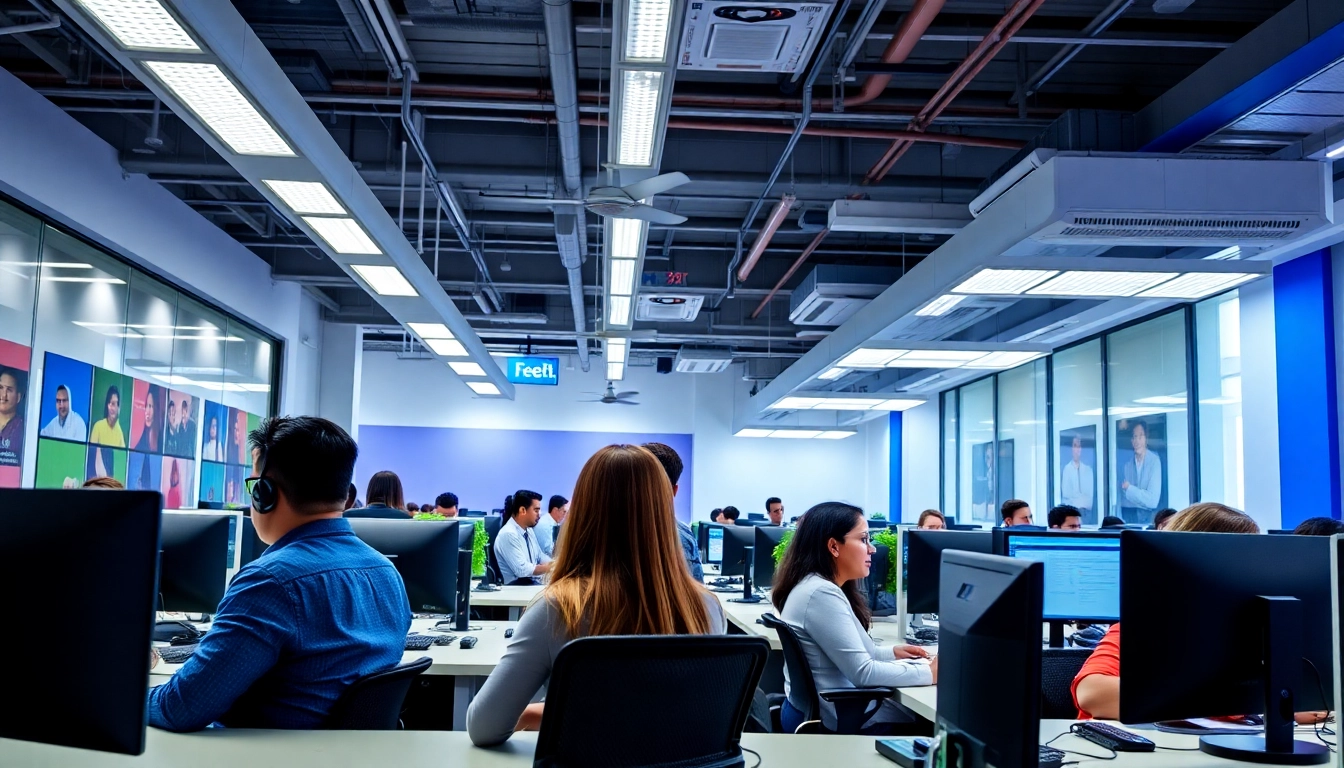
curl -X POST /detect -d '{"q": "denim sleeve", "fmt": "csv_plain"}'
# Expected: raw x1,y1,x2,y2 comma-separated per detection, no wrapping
679,525,704,582
146,567,292,732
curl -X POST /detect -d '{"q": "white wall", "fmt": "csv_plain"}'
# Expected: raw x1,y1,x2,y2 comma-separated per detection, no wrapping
1239,278,1280,531
357,351,891,520
0,68,316,414
901,402,940,523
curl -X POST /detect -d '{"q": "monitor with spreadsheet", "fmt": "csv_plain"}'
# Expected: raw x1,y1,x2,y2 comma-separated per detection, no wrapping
706,524,725,566
1003,530,1120,622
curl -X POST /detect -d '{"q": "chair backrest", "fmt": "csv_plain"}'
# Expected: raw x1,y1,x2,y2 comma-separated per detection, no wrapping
1040,647,1093,719
759,613,821,723
535,635,769,768
324,656,432,730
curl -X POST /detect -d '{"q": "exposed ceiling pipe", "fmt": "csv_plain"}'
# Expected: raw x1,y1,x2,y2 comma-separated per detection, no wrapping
1011,0,1133,104
737,194,797,283
750,228,830,319
661,119,1024,149
542,0,590,372
843,0,945,109
863,0,1046,184
0,18,61,36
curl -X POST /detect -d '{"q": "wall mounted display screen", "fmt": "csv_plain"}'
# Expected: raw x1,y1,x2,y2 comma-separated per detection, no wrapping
199,398,261,510
0,339,32,487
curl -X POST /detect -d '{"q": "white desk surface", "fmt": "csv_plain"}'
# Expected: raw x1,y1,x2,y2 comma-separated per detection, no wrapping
0,721,1294,768
713,591,906,653
468,585,543,609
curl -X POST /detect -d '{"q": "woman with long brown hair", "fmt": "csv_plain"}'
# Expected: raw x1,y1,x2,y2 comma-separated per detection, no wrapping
467,444,725,746
345,470,409,519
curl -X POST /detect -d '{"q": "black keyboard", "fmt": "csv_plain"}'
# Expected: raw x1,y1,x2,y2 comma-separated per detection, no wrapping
1073,721,1156,752
405,634,435,651
1039,744,1066,768
158,644,197,665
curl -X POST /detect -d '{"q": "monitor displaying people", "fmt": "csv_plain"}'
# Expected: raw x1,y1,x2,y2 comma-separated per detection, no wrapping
1058,427,1096,524
1116,417,1165,525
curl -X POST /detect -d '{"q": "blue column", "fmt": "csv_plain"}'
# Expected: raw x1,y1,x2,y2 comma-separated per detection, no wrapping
889,411,903,523
1274,249,1340,525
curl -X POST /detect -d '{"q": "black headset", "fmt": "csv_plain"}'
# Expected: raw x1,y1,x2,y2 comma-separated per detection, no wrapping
250,449,278,514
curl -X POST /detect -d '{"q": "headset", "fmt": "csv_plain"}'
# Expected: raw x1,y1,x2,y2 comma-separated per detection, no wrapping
249,449,278,514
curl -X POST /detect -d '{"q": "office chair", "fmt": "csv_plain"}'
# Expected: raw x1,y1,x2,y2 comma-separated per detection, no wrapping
759,613,894,734
536,635,769,768
1040,647,1093,720
324,656,432,730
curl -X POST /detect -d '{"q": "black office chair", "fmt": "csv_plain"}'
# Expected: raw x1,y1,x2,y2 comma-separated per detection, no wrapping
759,613,894,734
1040,647,1093,720
536,635,769,768
324,656,432,730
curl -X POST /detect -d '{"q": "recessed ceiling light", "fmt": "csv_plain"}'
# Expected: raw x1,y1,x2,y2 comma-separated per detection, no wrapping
953,268,1058,295
610,259,637,296
350,265,417,296
144,62,295,157
607,361,626,381
837,348,905,368
916,294,968,317
1026,271,1174,297
304,217,382,255
1205,246,1241,261
816,431,858,439
818,367,850,381
770,430,822,439
424,338,467,357
963,351,1044,369
74,0,201,52
609,295,632,326
2,262,93,268
823,398,889,410
467,381,500,396
607,338,629,364
1136,272,1258,300
43,276,126,284
624,0,673,61
770,396,829,410
449,361,486,377
872,399,926,411
262,180,346,215
885,350,987,368
407,322,454,339
616,70,663,166
735,428,773,438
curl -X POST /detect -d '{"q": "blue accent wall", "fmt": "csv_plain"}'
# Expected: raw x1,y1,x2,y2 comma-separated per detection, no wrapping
889,411,903,522
1274,250,1341,524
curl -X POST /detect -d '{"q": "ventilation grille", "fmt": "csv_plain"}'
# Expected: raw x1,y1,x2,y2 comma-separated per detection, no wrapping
1058,216,1305,241
636,294,704,322
706,24,789,62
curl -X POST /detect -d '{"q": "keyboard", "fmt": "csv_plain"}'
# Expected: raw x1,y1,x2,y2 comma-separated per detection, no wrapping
405,634,435,651
157,644,198,665
1039,744,1066,768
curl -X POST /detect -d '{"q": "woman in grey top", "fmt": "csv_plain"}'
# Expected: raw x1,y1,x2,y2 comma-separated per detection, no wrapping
772,502,936,733
467,444,727,746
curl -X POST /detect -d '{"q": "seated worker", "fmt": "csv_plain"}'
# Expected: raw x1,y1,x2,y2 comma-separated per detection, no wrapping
1100,515,1127,529
917,509,945,530
535,494,568,558
767,497,785,526
1001,499,1033,527
1152,507,1178,530
715,506,741,525
774,502,935,734
346,470,412,518
1048,505,1082,530
642,442,703,581
1071,503,1258,720
467,445,726,745
147,416,411,731
432,491,459,518
495,489,552,585
1293,516,1344,536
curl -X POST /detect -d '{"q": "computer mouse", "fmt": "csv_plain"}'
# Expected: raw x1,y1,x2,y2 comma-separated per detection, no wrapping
459,636,478,649
504,628,514,638
913,738,932,754
432,634,456,646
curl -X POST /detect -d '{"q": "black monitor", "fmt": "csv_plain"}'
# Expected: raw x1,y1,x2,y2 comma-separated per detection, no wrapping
0,489,162,755
1002,529,1120,631
866,543,898,618
700,522,726,566
159,511,232,615
949,523,983,531
349,518,460,613
483,515,504,547
905,530,993,614
457,519,478,552
1120,530,1332,764
734,518,768,527
720,524,756,578
753,526,788,589
936,550,1044,768
1268,529,1294,535
460,509,486,518
747,512,765,521
238,514,267,570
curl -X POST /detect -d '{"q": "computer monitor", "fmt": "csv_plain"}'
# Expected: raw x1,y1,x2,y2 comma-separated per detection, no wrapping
721,524,763,603
905,530,993,614
238,514,267,570
734,518,768,527
949,523,983,531
1120,530,1332,764
159,511,232,615
753,526,788,589
1002,529,1120,630
936,550,1044,768
747,512,765,521
483,515,504,547
699,522,726,566
460,509,486,518
0,489,162,755
1268,529,1294,535
349,518,461,613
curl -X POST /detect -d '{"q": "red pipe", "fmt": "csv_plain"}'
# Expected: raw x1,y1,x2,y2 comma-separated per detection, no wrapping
750,228,831,319
664,119,1025,149
844,0,947,108
738,195,797,283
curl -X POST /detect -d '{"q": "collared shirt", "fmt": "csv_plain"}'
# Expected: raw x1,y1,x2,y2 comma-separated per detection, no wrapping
146,517,411,732
678,521,704,582
1121,452,1162,511
535,513,559,558
40,412,87,441
89,418,124,448
1061,459,1095,510
495,516,551,585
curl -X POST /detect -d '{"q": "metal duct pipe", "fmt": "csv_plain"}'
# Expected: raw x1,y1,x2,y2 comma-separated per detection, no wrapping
750,227,829,319
555,213,591,371
1013,0,1133,104
737,194,796,283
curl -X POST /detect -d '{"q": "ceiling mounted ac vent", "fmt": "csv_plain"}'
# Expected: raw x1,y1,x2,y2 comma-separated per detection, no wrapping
679,0,837,73
636,294,704,322
789,265,901,327
675,347,734,373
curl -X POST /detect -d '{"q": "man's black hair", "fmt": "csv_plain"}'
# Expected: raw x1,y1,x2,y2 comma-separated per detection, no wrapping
1000,499,1029,521
641,442,683,486
766,497,782,511
505,489,542,518
548,494,568,512
1047,505,1081,528
1101,515,1127,528
1152,508,1178,527
249,416,357,513
1292,517,1344,536
436,491,459,510
721,506,741,521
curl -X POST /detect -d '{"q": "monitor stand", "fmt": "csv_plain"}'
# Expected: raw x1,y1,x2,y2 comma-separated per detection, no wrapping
1198,596,1329,766
454,550,473,632
728,545,764,604
1048,621,1066,648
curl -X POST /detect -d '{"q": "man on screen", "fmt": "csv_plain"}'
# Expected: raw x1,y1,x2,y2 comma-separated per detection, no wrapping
0,367,25,466
1119,420,1162,524
1060,434,1095,515
40,384,86,441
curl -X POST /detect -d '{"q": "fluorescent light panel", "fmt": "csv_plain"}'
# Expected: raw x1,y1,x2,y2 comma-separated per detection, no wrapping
304,217,381,255
916,294,967,317
769,395,926,411
963,351,1043,369
610,259,637,296
734,428,773,438
611,218,645,260
1026,270,1174,297
449,361,486,377
425,338,467,357
467,381,501,396
607,338,629,365
608,361,626,381
616,70,663,166
144,62,295,157
609,295,632,326
350,265,417,297
407,322,453,339
1,262,92,268
818,367,849,381
837,348,906,368
262,180,346,215
74,0,200,52
44,277,126,284
1137,272,1258,299
953,268,1057,295
817,431,857,439
772,430,822,439
624,0,673,61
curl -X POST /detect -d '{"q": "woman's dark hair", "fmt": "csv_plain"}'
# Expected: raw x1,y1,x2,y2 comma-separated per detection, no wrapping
771,502,872,629
364,470,404,510
506,489,542,518
1291,517,1344,536
721,506,740,521
104,384,120,420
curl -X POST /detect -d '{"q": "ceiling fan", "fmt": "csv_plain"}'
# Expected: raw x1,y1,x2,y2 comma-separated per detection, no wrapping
581,383,641,405
480,172,691,225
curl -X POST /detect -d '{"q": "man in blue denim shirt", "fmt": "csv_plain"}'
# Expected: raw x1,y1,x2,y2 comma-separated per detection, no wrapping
147,416,411,731
642,442,703,581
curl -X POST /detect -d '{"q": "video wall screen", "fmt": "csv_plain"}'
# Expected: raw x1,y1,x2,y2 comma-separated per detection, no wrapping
197,398,259,510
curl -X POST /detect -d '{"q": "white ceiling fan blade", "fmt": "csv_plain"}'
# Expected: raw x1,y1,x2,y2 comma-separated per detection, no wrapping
616,391,640,399
616,204,688,226
612,399,639,405
620,172,690,201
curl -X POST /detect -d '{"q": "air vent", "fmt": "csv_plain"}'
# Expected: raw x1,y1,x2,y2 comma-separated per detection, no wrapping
679,0,837,73
788,265,901,327
1055,217,1303,241
636,294,704,322
675,347,734,373
706,24,788,61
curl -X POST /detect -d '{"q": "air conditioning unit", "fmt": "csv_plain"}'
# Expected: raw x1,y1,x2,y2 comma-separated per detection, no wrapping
789,265,900,327
675,347,734,373
678,0,837,73
636,294,704,322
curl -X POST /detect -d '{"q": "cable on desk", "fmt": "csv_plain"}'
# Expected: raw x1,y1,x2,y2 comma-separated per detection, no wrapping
741,746,761,768
1042,726,1116,762
1305,657,1337,750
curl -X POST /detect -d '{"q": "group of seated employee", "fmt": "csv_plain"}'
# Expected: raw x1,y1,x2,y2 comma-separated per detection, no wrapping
709,497,786,527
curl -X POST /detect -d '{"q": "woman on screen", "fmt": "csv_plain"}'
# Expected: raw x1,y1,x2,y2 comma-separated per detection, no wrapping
165,459,182,509
203,416,224,462
134,389,158,453
89,385,125,448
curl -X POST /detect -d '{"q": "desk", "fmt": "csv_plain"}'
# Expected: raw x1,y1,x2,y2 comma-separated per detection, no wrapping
895,684,937,722
469,585,543,619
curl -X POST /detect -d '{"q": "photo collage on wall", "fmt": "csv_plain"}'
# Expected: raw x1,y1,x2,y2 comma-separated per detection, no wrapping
198,399,259,510
0,339,32,489
34,352,198,508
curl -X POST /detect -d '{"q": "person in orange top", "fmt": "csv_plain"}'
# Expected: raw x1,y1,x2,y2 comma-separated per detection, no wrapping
1071,502,1259,720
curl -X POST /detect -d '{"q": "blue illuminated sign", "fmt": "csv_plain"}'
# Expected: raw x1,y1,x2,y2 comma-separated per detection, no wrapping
505,356,559,386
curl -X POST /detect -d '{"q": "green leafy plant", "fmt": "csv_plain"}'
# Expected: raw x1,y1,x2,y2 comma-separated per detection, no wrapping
472,519,487,577
870,529,901,594
413,512,449,521
772,529,794,566
870,512,886,520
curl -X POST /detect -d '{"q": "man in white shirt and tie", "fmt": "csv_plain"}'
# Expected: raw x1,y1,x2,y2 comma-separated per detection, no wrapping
1060,434,1095,517
535,494,568,558
495,489,552,585
40,384,87,441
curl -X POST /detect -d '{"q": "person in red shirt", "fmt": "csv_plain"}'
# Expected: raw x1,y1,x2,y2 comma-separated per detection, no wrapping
1071,502,1259,720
